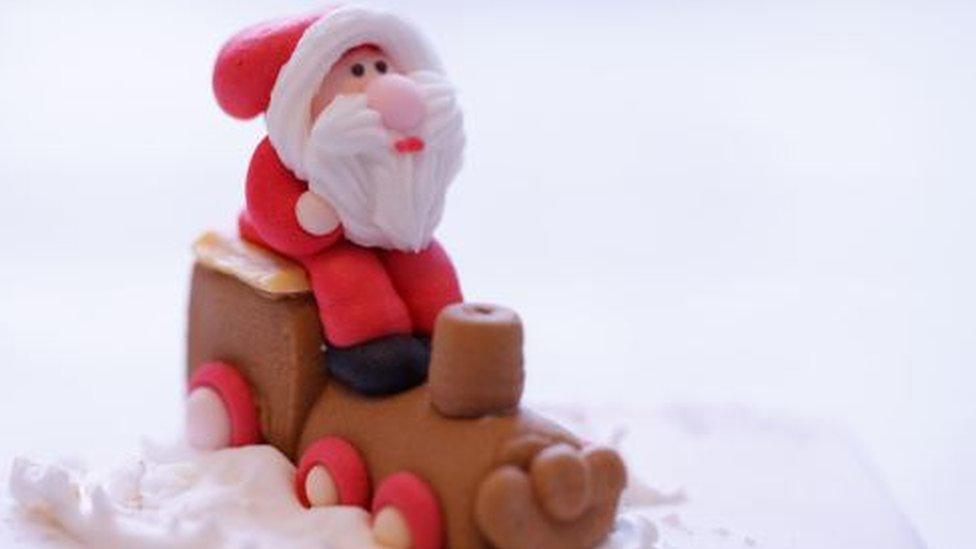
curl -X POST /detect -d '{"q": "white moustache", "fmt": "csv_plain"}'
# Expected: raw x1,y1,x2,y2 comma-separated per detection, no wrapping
302,71,465,252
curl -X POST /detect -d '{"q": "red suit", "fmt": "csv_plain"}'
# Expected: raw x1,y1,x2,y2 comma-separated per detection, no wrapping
239,137,463,348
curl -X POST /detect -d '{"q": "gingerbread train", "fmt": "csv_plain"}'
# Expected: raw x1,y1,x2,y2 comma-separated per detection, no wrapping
184,6,627,548
186,234,626,549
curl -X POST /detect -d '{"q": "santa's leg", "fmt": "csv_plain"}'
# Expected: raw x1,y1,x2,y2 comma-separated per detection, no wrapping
381,239,463,336
300,242,429,395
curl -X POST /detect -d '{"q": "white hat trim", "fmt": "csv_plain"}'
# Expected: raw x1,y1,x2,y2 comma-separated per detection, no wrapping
266,6,443,180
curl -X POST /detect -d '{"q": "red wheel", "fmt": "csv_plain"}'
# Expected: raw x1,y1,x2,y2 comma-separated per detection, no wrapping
372,472,443,549
296,437,370,508
187,361,260,448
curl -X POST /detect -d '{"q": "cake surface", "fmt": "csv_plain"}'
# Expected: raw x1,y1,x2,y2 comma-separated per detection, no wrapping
2,406,921,549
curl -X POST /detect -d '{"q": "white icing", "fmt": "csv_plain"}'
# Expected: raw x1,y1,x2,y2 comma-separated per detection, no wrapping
3,406,921,549
1,435,741,549
7,445,378,548
303,71,464,251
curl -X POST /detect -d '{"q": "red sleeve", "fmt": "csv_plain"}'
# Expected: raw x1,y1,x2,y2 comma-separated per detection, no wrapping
244,137,342,257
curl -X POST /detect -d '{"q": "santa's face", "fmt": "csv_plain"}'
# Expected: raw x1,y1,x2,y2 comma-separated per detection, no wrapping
300,46,464,252
310,46,396,119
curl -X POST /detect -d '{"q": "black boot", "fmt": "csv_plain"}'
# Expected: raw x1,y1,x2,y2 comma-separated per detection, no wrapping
325,334,430,396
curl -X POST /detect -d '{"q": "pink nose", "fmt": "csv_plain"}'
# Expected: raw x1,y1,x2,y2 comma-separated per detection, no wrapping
366,74,426,133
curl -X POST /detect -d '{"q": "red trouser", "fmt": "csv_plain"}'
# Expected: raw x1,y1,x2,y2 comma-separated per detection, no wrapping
297,240,462,347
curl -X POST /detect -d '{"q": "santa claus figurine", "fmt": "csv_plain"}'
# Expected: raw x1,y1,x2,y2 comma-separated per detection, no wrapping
213,6,465,395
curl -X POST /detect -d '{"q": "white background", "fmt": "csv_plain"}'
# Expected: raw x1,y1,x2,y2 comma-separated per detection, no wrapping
0,0,973,547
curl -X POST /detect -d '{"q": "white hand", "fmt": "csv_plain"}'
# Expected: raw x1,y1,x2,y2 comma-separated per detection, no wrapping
295,191,340,236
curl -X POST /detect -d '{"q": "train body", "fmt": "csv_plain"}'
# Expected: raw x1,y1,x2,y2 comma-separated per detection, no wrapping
186,232,625,549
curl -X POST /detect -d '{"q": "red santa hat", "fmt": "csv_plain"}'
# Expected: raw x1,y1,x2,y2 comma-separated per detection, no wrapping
213,6,444,179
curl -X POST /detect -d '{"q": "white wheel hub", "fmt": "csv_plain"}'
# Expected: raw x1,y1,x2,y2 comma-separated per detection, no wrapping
185,387,231,451
305,465,339,507
373,506,412,548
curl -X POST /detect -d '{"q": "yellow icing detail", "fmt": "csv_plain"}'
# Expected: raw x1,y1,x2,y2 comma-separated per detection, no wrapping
193,232,310,295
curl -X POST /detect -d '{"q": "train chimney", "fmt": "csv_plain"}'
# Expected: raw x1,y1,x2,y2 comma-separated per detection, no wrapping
429,303,525,418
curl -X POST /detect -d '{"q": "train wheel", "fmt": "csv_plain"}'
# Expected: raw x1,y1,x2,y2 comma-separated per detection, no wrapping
186,361,260,450
371,472,443,549
295,437,370,508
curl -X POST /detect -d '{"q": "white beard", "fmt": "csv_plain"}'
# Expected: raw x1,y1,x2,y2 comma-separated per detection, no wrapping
301,70,464,252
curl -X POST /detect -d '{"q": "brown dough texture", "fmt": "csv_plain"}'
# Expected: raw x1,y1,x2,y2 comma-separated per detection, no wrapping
298,385,625,549
187,263,327,459
187,234,627,548
475,445,627,549
429,303,525,418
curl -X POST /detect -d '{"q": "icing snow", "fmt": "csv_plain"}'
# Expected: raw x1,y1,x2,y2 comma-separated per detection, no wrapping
6,445,378,549
2,406,920,549
4,443,705,549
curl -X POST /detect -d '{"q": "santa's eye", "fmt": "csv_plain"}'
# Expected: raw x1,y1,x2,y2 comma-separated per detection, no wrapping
375,60,388,74
351,63,365,77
